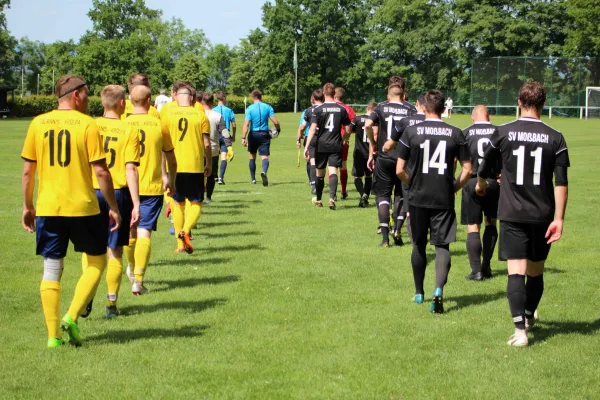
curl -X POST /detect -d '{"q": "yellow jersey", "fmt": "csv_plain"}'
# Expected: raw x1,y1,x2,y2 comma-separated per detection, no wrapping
159,100,176,121
161,105,210,173
93,117,140,190
21,109,105,217
126,113,175,196
122,100,161,120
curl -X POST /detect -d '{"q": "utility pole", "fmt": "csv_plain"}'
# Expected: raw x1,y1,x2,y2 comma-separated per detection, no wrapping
37,73,40,95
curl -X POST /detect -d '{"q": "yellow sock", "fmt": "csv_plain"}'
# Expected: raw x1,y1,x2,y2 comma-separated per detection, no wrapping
172,202,186,249
183,202,202,234
123,238,136,267
134,238,152,281
40,280,61,340
105,257,123,306
66,254,107,321
81,253,88,274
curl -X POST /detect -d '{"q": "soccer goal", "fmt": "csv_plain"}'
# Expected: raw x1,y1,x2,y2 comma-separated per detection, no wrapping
585,87,600,119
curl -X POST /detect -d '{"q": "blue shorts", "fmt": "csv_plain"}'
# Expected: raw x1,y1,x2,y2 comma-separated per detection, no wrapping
96,188,132,250
248,131,271,156
219,137,228,153
139,195,163,231
172,173,204,203
36,214,107,259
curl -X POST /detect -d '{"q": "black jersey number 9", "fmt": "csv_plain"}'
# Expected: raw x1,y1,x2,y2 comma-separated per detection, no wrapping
103,136,118,168
178,118,189,141
44,129,71,167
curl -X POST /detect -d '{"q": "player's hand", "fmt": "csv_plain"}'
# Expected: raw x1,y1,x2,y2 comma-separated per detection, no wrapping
303,147,310,161
164,181,175,197
546,219,564,244
242,138,248,147
475,180,488,196
109,209,122,233
497,174,502,185
204,166,212,177
130,206,140,228
367,157,375,172
296,140,301,149
22,207,36,233
227,147,234,162
162,174,169,191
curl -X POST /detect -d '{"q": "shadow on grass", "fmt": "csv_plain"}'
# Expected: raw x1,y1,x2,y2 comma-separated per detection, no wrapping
213,199,263,204
150,275,240,293
121,298,227,315
202,231,260,239
202,210,244,216
200,221,254,228
88,325,210,344
445,290,506,313
149,257,232,267
199,243,266,253
210,204,251,209
268,182,297,187
531,318,600,344
493,266,566,277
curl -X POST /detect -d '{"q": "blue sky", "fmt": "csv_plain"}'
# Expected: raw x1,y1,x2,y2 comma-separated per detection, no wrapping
5,0,265,46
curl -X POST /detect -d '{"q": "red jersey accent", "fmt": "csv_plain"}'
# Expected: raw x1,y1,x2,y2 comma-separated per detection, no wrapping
336,101,356,136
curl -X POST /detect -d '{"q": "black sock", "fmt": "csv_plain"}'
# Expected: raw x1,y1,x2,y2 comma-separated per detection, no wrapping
466,232,483,274
377,196,390,242
392,195,403,233
310,164,317,190
354,177,364,197
435,244,451,289
507,274,527,329
396,212,407,232
329,174,338,201
315,176,325,201
219,160,227,180
206,174,216,199
364,176,373,197
411,243,427,295
482,225,498,268
249,159,256,181
525,274,544,317
306,161,311,182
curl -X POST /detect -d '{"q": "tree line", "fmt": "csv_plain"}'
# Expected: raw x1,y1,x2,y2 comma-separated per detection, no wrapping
1,0,599,109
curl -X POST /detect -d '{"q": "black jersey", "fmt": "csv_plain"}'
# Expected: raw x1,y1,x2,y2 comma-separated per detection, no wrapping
391,113,425,159
480,117,570,223
368,101,415,160
398,119,470,209
350,114,370,158
310,102,351,153
463,122,501,177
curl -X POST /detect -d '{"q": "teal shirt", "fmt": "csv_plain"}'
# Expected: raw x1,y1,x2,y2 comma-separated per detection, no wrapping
245,101,275,132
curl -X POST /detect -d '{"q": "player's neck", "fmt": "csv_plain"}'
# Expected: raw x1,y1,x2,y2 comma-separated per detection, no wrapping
424,112,442,120
103,110,121,119
132,106,149,114
203,106,211,112
324,96,335,102
520,108,541,120
57,100,77,111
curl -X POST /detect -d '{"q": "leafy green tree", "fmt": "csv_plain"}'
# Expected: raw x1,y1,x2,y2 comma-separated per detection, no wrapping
87,0,162,39
0,0,17,86
206,44,234,91
228,29,269,96
172,51,208,91
565,0,600,57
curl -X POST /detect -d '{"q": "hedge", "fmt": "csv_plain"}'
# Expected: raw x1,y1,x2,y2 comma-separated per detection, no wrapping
7,94,290,118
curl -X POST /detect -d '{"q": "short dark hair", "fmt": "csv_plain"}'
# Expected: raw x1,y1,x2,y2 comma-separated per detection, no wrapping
127,73,150,93
417,92,427,107
55,75,86,98
389,76,406,88
196,91,204,102
216,90,227,102
251,90,262,100
388,83,406,99
367,102,377,113
323,83,335,97
312,89,324,103
334,87,345,100
203,92,214,105
423,89,445,116
518,81,546,112
173,81,192,94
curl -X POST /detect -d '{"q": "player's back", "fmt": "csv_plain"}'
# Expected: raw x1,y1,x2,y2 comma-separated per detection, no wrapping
205,109,223,152
94,117,139,190
21,109,104,216
351,114,370,156
126,113,173,196
402,119,467,209
372,101,414,159
494,117,568,223
162,104,209,173
313,102,350,153
123,99,160,120
463,121,499,175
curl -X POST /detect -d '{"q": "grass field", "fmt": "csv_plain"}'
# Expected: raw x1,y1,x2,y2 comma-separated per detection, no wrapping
1,112,599,399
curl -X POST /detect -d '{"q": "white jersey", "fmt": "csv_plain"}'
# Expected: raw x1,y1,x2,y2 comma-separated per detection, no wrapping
205,109,226,154
445,99,454,110
154,94,171,112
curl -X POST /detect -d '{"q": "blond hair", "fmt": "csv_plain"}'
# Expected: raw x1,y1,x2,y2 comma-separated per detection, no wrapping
100,85,125,110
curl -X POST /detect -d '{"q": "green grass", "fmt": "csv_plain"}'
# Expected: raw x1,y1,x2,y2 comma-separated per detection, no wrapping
1,113,599,399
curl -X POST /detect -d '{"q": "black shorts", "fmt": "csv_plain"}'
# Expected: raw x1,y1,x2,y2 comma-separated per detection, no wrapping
460,178,499,225
499,221,552,262
172,173,204,203
352,150,372,178
248,131,271,156
409,206,457,246
97,188,132,250
36,214,107,259
315,151,342,169
374,157,402,198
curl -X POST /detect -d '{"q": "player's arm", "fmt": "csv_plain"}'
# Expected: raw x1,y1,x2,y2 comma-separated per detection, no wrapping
230,116,237,142
476,145,501,194
126,162,140,227
270,115,281,133
342,124,352,142
384,119,406,153
163,150,177,195
365,118,377,170
203,132,212,176
21,160,37,232
546,143,570,244
454,160,472,192
93,160,121,231
304,122,317,160
297,122,307,148
454,132,472,192
242,119,250,147
396,138,411,185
